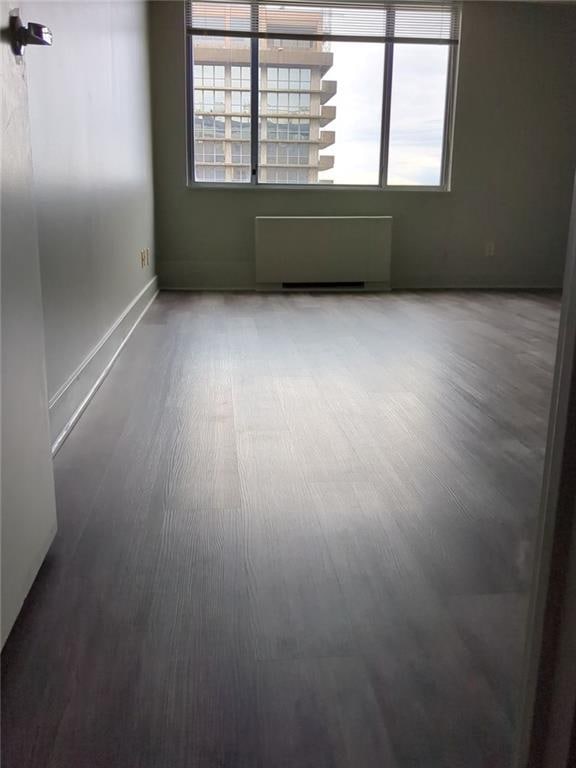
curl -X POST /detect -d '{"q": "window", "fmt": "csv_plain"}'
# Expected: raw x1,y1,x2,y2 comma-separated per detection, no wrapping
231,90,251,114
231,142,251,164
231,117,251,139
196,166,226,182
266,24,317,50
195,140,225,163
266,118,310,141
266,92,310,115
267,142,309,166
267,67,311,91
190,32,252,183
195,115,225,138
194,89,225,113
233,167,251,182
268,38,314,50
231,65,250,89
265,168,309,184
387,44,450,186
187,2,460,187
194,64,225,87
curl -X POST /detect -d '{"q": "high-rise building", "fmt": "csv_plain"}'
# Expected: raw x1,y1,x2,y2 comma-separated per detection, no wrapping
192,5,336,184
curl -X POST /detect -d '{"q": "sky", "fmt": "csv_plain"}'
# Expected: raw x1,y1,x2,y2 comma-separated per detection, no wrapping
323,41,449,186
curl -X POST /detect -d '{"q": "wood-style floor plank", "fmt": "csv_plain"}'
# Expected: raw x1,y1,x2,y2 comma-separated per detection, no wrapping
1,291,560,768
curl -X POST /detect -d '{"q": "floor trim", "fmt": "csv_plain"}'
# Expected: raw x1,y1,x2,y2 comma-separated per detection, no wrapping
158,284,562,293
50,278,158,456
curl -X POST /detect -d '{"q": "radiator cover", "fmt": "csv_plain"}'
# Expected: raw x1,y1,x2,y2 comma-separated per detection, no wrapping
255,216,392,288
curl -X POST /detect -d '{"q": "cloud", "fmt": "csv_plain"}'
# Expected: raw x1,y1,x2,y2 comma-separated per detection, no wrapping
320,41,448,186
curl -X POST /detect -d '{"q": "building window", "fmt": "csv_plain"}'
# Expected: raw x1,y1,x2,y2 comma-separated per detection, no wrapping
233,167,251,182
266,25,317,50
231,142,251,164
266,118,310,141
268,38,314,50
187,2,460,187
231,65,250,89
194,89,225,113
231,117,251,139
265,92,310,115
267,142,309,166
267,67,311,91
194,64,225,87
196,166,226,182
266,168,309,184
195,115,225,138
231,90,251,114
195,140,225,163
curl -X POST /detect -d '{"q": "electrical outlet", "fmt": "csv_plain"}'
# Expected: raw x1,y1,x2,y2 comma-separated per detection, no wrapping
145,248,150,266
485,240,495,258
140,249,146,268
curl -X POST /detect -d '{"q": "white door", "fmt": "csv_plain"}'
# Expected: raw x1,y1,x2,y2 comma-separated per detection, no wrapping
1,4,57,647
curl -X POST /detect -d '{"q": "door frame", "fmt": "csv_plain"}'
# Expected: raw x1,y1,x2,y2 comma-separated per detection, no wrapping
516,171,576,768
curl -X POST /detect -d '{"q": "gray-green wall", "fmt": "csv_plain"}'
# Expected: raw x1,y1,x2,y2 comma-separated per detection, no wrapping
150,1,576,290
26,1,156,402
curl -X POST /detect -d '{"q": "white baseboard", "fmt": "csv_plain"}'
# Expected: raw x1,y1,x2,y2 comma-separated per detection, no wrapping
392,276,562,291
49,277,158,455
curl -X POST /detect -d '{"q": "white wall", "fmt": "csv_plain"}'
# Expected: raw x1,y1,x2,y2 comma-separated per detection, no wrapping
25,1,156,441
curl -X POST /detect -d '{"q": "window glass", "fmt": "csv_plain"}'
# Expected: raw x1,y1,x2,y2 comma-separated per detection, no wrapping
189,13,456,187
195,140,225,163
195,115,225,138
387,44,449,186
265,168,309,184
231,142,251,164
196,166,226,182
193,16,225,46
194,64,225,87
268,67,311,90
233,167,251,181
267,142,308,165
194,89,225,113
265,92,310,115
259,39,383,184
266,118,310,141
192,35,251,183
265,25,316,50
231,65,250,88
231,117,251,138
231,90,251,114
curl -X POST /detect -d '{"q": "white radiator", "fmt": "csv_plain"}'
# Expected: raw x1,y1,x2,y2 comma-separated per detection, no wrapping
254,215,392,288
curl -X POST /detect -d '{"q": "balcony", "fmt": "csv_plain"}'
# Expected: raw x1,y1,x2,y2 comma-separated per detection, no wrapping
319,105,336,127
194,47,250,65
318,155,334,171
193,48,335,76
260,48,334,75
319,130,335,149
320,80,336,105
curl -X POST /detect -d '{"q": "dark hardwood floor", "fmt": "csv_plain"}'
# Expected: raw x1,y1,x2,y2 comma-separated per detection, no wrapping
1,291,560,768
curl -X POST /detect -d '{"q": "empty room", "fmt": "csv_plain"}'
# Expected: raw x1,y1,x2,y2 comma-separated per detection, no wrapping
2,1,576,767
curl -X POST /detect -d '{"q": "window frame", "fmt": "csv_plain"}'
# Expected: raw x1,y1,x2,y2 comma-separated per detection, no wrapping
186,10,459,191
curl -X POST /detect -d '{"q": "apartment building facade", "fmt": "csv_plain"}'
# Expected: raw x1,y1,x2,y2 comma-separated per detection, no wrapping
191,6,337,184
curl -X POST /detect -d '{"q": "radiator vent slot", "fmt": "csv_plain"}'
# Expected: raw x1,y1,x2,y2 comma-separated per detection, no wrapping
282,281,365,290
